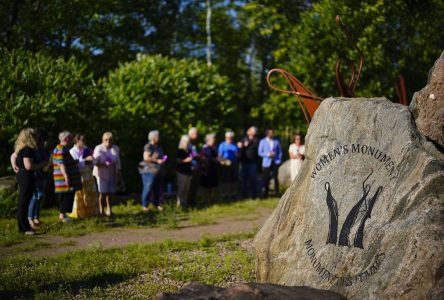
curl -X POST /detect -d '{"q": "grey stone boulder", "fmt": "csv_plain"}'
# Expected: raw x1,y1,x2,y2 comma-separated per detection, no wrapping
410,51,444,150
253,97,444,299
156,281,346,300
0,175,17,192
278,160,292,189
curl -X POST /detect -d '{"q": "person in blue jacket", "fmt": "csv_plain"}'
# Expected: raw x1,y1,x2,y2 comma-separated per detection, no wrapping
258,129,282,198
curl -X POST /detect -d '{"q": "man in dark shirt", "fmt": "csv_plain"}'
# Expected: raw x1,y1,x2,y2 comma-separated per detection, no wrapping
238,126,259,199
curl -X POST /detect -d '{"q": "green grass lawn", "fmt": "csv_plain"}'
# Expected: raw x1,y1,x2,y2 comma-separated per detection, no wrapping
0,233,256,299
0,198,278,248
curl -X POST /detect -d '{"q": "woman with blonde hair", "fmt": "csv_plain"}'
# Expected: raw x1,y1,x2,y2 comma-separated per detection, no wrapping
10,128,48,234
93,132,121,216
176,135,192,207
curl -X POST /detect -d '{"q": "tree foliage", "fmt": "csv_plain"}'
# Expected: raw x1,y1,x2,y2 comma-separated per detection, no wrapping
285,0,444,99
0,48,104,174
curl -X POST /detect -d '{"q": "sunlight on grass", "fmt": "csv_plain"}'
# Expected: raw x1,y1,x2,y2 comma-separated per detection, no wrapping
0,233,256,299
59,240,76,247
19,240,52,252
188,198,278,226
0,198,278,248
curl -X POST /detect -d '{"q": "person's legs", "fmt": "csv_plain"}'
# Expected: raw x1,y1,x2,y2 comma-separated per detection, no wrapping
106,176,116,216
183,175,192,204
28,192,37,222
105,193,112,216
248,163,259,199
59,192,75,220
141,173,154,208
17,172,34,232
98,193,104,215
151,175,162,207
261,166,271,198
187,169,200,206
97,177,107,215
271,163,279,196
228,163,238,198
176,172,187,206
240,163,248,198
33,196,41,221
32,179,45,222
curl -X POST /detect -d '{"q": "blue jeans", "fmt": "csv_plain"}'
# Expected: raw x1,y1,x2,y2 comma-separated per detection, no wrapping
28,182,45,220
240,162,258,199
141,172,161,207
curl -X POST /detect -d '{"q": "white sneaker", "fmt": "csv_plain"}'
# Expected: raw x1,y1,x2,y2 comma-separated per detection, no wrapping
24,231,35,235
157,206,164,212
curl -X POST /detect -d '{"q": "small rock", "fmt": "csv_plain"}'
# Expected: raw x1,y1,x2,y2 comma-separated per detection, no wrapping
155,281,346,300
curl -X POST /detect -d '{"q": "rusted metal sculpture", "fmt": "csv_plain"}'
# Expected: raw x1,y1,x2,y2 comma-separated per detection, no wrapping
266,15,409,125
395,75,409,106
266,68,323,124
335,15,364,98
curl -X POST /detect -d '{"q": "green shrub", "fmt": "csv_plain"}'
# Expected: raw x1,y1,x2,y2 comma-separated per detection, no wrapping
0,189,18,218
0,48,105,175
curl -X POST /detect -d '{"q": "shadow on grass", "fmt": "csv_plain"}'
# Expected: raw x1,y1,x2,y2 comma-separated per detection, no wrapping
0,272,133,298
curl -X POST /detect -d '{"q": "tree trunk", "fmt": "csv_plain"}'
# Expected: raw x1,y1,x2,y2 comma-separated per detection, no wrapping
205,0,212,66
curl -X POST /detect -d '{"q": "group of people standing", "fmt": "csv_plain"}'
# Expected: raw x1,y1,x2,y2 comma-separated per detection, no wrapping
137,127,306,211
10,126,305,235
11,128,121,235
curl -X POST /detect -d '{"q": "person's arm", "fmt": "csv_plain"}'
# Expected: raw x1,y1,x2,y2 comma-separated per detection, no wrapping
289,145,297,159
177,150,192,163
10,153,18,173
59,163,69,185
144,149,163,164
258,140,267,158
23,154,48,171
277,141,283,162
115,146,122,170
93,147,107,167
218,143,225,159
299,145,305,160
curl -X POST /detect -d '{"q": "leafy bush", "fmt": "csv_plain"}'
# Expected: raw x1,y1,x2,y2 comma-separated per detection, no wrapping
0,48,105,175
0,189,18,218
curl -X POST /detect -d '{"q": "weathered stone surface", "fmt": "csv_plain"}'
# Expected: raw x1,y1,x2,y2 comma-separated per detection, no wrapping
0,176,17,192
253,97,444,299
278,160,292,188
410,51,444,150
156,281,346,300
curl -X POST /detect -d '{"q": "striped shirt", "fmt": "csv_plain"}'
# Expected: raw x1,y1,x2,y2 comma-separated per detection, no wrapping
52,144,82,193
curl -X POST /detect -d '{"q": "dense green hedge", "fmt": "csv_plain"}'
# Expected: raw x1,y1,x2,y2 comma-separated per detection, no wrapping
0,48,105,175
103,54,239,191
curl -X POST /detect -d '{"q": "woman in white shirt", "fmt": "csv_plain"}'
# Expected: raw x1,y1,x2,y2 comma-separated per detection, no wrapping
289,134,305,181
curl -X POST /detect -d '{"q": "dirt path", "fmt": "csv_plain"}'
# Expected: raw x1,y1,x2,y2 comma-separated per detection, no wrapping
0,208,272,259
